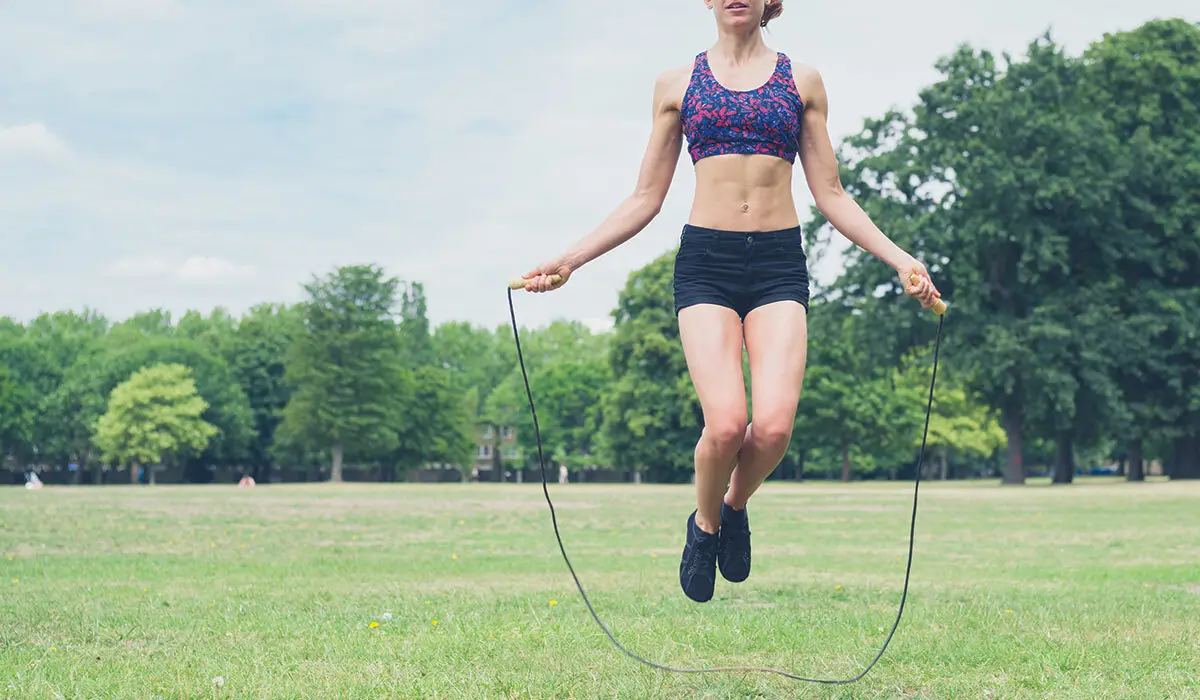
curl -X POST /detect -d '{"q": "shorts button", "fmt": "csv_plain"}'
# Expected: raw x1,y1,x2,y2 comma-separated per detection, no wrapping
746,235,754,244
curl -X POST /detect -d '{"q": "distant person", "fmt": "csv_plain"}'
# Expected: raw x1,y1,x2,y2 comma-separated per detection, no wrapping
558,464,569,484
238,475,256,488
519,0,940,603
24,471,43,490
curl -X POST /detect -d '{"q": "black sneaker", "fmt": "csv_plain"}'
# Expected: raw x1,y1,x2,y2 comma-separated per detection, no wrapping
679,510,718,603
717,501,751,583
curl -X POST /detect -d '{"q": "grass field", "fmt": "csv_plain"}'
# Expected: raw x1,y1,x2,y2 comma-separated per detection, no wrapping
2,477,1198,699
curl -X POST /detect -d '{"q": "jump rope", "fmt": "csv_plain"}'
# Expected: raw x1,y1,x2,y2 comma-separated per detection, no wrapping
505,272,946,684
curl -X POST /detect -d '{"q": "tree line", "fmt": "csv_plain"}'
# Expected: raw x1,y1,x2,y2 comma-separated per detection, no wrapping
2,19,1196,486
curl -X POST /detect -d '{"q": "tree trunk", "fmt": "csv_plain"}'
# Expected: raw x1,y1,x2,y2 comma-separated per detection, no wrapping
634,470,642,484
1052,432,1075,484
840,440,851,482
1171,434,1200,480
1002,404,1025,485
93,463,104,485
131,461,140,485
149,465,157,486
795,449,805,481
1126,440,1144,482
939,450,949,480
330,443,344,482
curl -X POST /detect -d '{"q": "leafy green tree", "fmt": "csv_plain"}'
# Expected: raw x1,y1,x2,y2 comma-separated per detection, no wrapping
93,364,219,484
1081,19,1200,480
895,354,1005,479
434,322,510,398
222,304,300,480
390,366,473,480
277,265,409,482
599,252,700,482
806,33,1135,484
0,363,33,466
399,282,435,369
795,306,924,481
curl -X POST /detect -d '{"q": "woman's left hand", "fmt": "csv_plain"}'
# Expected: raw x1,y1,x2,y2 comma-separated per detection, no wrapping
895,258,941,310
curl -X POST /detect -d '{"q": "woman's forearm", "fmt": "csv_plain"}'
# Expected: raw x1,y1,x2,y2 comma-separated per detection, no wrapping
561,193,662,271
817,192,912,270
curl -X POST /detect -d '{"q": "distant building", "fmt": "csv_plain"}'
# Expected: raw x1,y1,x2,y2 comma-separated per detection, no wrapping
474,421,521,481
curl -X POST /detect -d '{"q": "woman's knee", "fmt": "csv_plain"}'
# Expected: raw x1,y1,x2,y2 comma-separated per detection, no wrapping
703,413,748,454
751,413,794,456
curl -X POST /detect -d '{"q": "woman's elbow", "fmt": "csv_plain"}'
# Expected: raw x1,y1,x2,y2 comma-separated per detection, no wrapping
632,189,666,219
813,186,850,217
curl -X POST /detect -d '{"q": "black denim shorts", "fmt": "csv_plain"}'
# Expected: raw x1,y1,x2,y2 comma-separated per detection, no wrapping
672,224,810,319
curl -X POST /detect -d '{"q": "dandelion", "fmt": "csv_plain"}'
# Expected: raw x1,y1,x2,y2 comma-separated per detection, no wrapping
50,647,57,652
1005,609,1013,615
651,554,658,559
458,520,465,525
143,588,148,592
451,555,458,561
352,536,357,541
835,585,842,590
425,600,431,605
651,602,657,607
11,578,17,584
549,600,557,606
432,619,439,626
210,543,216,548
369,621,379,629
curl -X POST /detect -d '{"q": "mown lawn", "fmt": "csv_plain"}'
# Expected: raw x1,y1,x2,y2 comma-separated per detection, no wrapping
2,477,1198,698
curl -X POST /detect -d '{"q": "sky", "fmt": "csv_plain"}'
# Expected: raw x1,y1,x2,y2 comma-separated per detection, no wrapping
1,0,1194,333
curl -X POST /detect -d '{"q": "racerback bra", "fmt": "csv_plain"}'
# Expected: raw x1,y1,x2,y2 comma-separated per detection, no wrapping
679,50,804,164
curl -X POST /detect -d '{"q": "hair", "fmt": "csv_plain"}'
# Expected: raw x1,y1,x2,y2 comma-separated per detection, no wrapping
760,0,783,28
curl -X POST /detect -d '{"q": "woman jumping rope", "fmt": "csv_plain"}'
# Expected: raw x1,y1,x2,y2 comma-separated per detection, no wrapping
520,0,941,603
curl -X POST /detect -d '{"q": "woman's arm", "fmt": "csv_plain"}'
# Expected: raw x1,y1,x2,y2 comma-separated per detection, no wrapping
523,67,687,292
795,66,940,308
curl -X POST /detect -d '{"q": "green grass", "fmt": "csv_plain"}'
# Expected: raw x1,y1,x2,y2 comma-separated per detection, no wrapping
2,477,1198,699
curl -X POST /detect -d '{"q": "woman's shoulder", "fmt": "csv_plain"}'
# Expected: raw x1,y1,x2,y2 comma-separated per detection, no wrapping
777,53,825,103
652,59,700,107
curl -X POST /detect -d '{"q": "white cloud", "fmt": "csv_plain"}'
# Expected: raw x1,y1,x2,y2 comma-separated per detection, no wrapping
108,256,171,279
176,256,256,284
0,123,70,160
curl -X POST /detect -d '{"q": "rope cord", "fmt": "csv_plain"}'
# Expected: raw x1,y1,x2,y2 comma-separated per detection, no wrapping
506,287,944,683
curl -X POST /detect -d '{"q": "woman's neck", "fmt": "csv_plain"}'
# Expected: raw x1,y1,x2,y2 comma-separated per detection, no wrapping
711,27,768,65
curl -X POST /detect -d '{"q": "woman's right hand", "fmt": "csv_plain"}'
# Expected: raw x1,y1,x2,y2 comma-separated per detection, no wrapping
522,259,572,293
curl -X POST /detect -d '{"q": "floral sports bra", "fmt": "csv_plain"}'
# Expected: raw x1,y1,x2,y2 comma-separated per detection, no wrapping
679,51,804,164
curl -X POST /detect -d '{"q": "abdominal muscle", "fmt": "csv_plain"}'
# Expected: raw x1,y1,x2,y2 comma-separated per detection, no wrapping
687,154,799,232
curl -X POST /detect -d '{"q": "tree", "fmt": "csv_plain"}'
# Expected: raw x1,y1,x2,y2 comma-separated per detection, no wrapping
93,364,218,484
277,265,409,482
399,282,435,369
796,305,924,481
599,252,701,482
390,366,473,480
805,33,1132,485
222,303,300,481
485,320,611,477
0,363,33,467
895,354,1005,479
1081,19,1200,480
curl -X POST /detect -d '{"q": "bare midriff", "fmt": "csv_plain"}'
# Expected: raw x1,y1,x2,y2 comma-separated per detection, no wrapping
688,153,799,232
